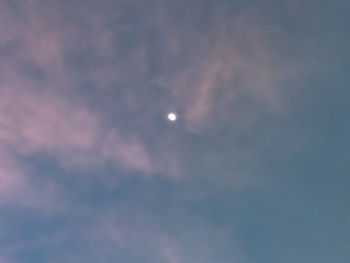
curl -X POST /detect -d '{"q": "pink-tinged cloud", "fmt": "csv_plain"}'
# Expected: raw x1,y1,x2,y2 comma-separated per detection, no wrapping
0,0,166,191
0,152,26,203
0,256,14,263
0,0,311,202
152,7,308,132
0,86,153,174
0,86,154,210
0,87,96,153
103,131,153,174
0,151,60,211
159,237,180,263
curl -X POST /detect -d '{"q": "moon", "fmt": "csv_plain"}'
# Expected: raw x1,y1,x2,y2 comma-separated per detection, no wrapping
167,112,177,122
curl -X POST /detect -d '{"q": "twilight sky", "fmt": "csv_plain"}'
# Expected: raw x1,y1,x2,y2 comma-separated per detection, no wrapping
0,0,349,262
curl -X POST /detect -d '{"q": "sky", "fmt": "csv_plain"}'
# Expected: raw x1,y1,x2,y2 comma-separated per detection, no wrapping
0,0,349,262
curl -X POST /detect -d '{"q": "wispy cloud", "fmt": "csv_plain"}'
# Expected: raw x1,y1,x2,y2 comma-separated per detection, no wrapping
0,0,157,182
0,1,157,209
0,0,311,211
0,152,25,203
0,86,153,170
0,0,339,262
153,6,309,131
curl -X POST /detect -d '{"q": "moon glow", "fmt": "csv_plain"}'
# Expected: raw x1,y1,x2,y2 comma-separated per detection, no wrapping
168,112,177,122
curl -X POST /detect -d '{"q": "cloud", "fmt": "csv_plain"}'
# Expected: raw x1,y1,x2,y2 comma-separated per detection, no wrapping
0,0,158,209
0,0,156,179
0,256,13,263
0,0,316,211
0,0,312,209
157,9,307,131
0,1,345,263
159,236,180,263
102,130,153,174
0,86,153,173
0,150,65,213
0,152,26,203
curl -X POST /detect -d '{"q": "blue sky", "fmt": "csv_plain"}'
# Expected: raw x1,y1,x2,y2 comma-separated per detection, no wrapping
0,0,349,262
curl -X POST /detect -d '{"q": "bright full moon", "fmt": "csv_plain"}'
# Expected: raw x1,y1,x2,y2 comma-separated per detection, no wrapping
168,112,177,122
